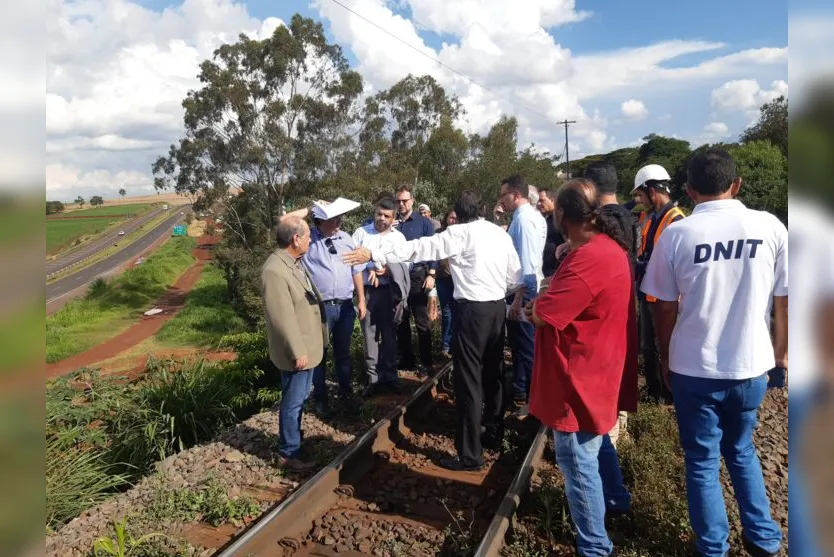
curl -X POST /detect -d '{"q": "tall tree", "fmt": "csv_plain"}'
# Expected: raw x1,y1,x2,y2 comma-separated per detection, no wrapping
118,188,126,202
152,14,364,247
89,195,104,207
74,196,85,209
741,95,787,156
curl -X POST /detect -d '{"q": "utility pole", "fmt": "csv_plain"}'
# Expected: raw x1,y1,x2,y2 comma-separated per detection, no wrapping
558,119,576,178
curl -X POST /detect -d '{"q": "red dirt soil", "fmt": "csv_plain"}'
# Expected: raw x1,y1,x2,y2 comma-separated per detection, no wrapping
46,234,223,380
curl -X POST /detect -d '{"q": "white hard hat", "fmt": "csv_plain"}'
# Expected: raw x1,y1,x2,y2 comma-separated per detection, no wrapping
631,164,672,194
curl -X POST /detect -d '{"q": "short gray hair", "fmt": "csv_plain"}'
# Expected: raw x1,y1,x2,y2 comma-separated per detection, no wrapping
276,216,308,248
528,184,539,206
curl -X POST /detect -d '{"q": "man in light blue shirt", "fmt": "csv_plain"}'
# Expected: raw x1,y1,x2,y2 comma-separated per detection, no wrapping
499,175,547,405
302,213,366,416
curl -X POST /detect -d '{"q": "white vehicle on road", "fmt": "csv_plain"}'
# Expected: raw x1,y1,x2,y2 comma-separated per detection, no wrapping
118,230,125,236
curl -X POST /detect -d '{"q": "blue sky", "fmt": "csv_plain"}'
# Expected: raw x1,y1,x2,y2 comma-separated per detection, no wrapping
46,0,789,200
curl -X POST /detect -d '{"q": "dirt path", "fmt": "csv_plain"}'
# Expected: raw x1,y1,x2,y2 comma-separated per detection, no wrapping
46,235,220,380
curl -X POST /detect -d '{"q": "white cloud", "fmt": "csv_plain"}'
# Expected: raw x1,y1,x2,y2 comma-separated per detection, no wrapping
621,99,648,120
711,79,788,113
46,0,788,197
692,121,730,147
46,163,155,201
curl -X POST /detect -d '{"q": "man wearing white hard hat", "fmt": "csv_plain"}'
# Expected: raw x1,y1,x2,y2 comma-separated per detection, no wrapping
632,164,685,404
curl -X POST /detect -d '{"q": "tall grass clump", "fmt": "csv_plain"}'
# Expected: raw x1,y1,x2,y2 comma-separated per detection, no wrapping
46,334,282,530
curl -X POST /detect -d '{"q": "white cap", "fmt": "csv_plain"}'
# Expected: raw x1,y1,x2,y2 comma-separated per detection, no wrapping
418,203,430,212
631,164,672,194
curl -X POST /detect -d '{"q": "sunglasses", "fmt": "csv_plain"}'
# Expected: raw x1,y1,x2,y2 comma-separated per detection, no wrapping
396,198,412,204
324,238,337,255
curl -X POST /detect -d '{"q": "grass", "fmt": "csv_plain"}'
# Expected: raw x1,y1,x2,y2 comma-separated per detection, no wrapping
146,475,260,527
46,237,196,363
62,203,152,217
505,401,693,557
47,217,122,253
45,341,281,532
155,262,247,348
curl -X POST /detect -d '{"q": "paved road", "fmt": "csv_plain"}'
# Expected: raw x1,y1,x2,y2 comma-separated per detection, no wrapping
46,211,185,305
46,207,167,277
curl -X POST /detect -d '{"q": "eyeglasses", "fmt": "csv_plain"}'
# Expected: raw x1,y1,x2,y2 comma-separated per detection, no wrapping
324,238,337,255
396,198,411,204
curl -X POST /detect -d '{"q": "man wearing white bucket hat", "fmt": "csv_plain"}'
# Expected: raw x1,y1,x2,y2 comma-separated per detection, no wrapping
632,164,685,404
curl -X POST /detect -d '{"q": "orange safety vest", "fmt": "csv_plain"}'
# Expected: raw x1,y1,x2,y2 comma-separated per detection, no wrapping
639,206,685,302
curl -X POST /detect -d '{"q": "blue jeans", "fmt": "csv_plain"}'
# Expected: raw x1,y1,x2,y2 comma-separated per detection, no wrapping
312,300,356,401
507,295,535,399
278,368,314,459
670,372,782,557
436,277,454,352
553,430,631,556
789,385,823,557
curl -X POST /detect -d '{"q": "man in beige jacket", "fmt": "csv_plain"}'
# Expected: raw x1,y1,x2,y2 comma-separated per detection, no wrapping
261,216,327,470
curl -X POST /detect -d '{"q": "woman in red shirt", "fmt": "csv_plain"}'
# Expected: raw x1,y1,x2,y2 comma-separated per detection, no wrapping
526,178,638,557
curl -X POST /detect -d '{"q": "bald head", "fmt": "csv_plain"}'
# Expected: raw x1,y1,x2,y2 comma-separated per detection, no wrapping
276,215,310,250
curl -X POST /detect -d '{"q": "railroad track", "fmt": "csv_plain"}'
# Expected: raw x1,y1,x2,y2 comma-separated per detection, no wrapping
214,362,550,557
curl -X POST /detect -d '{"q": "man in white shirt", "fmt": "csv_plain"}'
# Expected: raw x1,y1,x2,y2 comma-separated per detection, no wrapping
641,148,786,557
344,190,522,472
352,197,408,397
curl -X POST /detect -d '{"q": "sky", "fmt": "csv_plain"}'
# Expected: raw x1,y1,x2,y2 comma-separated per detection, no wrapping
45,0,789,202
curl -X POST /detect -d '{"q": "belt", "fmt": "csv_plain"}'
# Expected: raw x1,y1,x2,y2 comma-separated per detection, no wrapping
322,298,352,305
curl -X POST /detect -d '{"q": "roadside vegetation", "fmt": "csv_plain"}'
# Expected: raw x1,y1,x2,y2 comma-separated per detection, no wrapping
155,262,247,348
46,203,154,254
46,237,196,363
46,333,280,532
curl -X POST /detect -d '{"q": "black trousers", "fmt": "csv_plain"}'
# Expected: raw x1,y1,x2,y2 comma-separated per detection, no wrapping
397,268,433,369
452,298,506,465
639,296,672,403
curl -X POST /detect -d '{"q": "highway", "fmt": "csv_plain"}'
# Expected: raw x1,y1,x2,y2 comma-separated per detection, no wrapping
46,211,185,308
46,207,168,277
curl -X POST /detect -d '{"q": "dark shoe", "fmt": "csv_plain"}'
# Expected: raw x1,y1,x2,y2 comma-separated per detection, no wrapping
275,455,316,471
416,364,430,378
742,538,779,557
438,457,485,472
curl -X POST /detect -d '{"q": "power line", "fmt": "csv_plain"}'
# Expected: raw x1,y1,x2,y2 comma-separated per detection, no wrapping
327,0,560,124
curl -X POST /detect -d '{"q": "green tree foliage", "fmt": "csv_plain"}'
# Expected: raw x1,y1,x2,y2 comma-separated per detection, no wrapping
741,95,787,156
74,196,85,209
90,195,104,207
727,140,787,223
46,200,65,215
118,188,126,199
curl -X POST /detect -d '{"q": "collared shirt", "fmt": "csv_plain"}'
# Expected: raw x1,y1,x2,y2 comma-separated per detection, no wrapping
370,219,522,302
641,199,788,380
397,212,437,270
302,227,362,301
352,223,408,286
507,203,547,294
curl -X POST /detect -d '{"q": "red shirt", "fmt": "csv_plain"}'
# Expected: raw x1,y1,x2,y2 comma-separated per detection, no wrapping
529,234,639,435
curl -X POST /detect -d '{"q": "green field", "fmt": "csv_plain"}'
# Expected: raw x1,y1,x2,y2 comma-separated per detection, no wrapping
65,203,153,217
46,237,197,363
46,217,121,253
45,204,156,254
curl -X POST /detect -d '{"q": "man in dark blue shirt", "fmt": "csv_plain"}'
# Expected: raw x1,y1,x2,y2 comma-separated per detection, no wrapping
394,185,437,376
